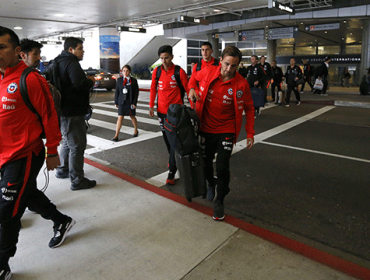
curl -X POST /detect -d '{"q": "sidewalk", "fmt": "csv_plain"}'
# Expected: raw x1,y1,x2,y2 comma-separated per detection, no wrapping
10,160,368,279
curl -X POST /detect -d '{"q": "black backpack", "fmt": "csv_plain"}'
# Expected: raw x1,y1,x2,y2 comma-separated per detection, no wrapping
155,65,186,100
20,67,61,138
41,57,68,91
196,58,219,71
164,104,200,156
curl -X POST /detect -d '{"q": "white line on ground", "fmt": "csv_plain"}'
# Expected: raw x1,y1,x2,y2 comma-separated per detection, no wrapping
92,108,159,125
260,141,370,164
91,103,149,114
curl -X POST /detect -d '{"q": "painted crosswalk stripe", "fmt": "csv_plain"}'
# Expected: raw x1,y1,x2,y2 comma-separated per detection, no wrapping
92,108,159,125
91,103,149,115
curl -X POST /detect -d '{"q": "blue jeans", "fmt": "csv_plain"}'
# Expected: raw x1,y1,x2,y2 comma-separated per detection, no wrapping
58,115,87,185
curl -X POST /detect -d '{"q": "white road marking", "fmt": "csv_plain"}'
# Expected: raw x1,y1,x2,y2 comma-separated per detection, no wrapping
86,131,162,155
260,141,370,164
92,108,159,125
92,103,149,114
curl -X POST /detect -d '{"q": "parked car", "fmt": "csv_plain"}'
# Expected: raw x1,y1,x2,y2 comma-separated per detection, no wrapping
84,68,117,91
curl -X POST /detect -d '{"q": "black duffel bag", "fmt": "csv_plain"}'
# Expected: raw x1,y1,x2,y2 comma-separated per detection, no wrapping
164,104,200,156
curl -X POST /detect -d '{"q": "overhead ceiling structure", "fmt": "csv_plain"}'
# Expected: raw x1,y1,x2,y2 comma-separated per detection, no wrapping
0,0,335,40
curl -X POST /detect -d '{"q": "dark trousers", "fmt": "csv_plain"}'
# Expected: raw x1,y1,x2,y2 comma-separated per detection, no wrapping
0,147,66,267
58,115,87,185
200,132,234,201
271,82,282,101
286,83,300,104
158,112,177,173
301,76,313,91
322,78,328,93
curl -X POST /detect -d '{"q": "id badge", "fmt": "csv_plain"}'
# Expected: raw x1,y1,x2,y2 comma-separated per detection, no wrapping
123,88,128,94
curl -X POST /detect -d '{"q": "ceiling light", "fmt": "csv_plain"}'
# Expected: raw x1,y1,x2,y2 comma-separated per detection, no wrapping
325,31,327,33
55,14,65,17
342,37,345,40
213,9,221,13
343,20,347,23
14,26,22,30
350,32,353,35
300,22,303,25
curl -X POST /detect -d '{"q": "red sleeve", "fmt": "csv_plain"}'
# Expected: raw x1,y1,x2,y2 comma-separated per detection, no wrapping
188,67,201,92
27,73,61,154
149,67,158,108
243,82,255,139
188,63,198,91
179,68,189,94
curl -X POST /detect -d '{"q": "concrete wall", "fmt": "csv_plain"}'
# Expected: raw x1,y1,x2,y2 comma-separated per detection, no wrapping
119,25,164,68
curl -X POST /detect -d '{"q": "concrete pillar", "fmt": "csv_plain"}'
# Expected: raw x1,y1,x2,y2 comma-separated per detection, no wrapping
99,27,120,73
360,19,370,77
267,40,276,63
208,34,220,59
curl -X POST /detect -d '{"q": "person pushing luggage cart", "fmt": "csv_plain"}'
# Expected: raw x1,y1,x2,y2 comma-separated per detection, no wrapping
188,46,255,221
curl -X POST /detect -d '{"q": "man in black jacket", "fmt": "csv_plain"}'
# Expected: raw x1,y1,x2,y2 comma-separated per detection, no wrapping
301,59,314,93
258,55,272,103
315,56,331,96
284,58,302,107
271,60,283,104
246,55,266,117
55,37,97,190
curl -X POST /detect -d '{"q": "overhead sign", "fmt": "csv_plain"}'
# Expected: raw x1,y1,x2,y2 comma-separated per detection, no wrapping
212,32,235,39
238,29,265,41
117,26,146,33
268,26,298,40
269,0,295,14
305,23,340,31
178,15,209,25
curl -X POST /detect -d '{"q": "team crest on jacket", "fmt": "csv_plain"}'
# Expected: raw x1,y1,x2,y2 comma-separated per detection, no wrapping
228,88,233,95
236,90,243,98
7,83,18,94
171,75,176,81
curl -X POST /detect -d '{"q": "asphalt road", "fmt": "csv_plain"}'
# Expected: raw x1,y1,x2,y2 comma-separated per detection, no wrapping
87,89,370,267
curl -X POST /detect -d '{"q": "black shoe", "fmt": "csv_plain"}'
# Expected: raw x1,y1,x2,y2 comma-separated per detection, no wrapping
133,130,139,137
49,217,76,248
56,171,69,179
111,137,119,142
213,200,225,221
0,264,11,280
71,178,96,191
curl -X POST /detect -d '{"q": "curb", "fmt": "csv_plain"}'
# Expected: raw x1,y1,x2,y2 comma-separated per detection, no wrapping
85,157,370,280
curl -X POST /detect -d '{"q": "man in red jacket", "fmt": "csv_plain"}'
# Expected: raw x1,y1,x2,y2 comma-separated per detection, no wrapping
188,46,255,221
0,26,74,279
149,45,189,185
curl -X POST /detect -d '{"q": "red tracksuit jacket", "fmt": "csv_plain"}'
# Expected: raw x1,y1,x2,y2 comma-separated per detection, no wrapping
149,64,189,115
0,61,61,167
188,65,255,142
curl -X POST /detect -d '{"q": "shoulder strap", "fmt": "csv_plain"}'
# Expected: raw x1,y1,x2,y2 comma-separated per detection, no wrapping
20,67,41,120
196,60,202,72
155,66,162,89
174,65,185,101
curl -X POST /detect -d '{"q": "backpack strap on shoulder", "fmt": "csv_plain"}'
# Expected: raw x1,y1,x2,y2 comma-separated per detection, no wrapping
196,60,202,72
155,66,162,89
174,65,185,101
20,67,40,119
